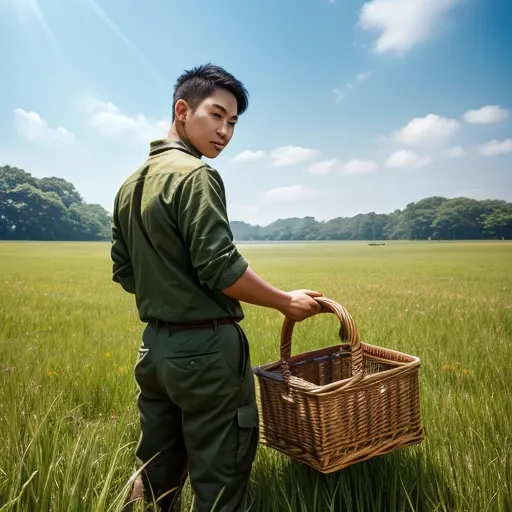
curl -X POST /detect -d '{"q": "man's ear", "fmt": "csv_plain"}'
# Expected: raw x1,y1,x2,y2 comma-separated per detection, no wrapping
174,99,189,122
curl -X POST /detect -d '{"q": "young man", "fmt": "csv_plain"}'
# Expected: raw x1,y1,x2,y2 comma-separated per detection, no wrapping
111,63,322,512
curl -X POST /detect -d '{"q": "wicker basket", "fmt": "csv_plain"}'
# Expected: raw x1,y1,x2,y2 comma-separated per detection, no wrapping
253,297,424,473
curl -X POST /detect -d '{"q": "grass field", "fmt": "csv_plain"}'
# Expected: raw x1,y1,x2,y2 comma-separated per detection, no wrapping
0,240,511,511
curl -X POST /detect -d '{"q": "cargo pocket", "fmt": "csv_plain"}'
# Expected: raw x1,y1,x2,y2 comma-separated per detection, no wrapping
235,402,259,474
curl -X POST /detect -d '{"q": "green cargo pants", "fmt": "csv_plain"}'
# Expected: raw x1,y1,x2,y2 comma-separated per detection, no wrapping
133,320,259,512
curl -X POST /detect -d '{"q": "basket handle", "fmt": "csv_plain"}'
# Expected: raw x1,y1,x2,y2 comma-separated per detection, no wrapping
280,297,363,386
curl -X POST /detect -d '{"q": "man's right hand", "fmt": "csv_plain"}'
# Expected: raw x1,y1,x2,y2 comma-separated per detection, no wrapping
280,289,323,322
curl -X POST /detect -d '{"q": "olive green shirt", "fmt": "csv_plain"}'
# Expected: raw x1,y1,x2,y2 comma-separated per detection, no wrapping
111,139,248,323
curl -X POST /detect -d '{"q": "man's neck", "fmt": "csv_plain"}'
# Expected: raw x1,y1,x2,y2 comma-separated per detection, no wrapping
165,123,203,159
167,122,181,141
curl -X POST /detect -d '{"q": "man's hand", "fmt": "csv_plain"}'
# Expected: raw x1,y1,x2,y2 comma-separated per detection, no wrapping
279,289,323,322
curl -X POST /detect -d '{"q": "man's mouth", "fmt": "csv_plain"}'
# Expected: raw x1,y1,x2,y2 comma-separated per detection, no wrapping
212,141,225,149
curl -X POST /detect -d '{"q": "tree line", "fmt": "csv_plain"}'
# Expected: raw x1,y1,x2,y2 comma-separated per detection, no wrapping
1,165,111,241
231,196,512,241
1,165,511,242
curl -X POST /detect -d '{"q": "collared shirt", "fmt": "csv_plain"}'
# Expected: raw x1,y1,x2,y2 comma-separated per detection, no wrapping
111,138,248,323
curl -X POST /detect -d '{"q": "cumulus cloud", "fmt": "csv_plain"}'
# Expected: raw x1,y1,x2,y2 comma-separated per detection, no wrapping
263,185,322,202
269,146,319,166
86,99,169,142
231,150,266,163
358,0,460,54
14,108,74,143
309,159,339,175
343,159,378,175
392,114,460,146
477,139,512,157
386,150,432,169
446,146,466,158
462,105,509,124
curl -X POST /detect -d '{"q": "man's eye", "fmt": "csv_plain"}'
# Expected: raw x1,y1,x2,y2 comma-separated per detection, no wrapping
211,113,221,119
228,122,236,127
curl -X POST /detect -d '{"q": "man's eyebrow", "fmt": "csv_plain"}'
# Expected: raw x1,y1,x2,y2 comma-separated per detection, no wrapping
212,103,238,120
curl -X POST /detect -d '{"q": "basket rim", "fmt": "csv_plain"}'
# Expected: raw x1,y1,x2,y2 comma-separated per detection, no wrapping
253,341,421,396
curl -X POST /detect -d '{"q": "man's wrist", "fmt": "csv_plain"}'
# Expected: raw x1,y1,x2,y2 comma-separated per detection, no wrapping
271,290,292,314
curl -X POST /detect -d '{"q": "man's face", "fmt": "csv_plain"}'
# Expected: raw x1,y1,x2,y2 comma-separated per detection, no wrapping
183,88,238,159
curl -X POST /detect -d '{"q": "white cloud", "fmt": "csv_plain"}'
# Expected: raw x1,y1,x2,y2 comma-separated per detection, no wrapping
231,150,266,163
356,71,373,81
309,159,339,175
462,105,509,124
477,139,512,157
14,108,74,143
386,150,432,169
446,146,465,158
270,146,319,167
393,114,460,146
86,99,169,142
358,0,460,54
264,185,322,202
343,159,378,175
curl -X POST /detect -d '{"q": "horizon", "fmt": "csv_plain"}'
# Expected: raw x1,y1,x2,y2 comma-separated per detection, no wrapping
1,0,511,226
4,159,509,228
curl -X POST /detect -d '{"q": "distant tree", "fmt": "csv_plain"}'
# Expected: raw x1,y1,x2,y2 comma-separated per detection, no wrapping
481,203,512,239
432,198,484,240
0,165,111,241
2,164,511,242
37,176,83,208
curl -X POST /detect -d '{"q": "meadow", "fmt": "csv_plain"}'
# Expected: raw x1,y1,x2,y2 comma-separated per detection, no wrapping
0,240,511,512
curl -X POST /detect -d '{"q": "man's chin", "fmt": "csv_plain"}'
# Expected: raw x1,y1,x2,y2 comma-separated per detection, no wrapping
203,148,223,159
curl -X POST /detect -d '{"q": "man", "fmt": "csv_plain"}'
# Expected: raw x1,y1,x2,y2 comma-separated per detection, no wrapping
111,63,322,512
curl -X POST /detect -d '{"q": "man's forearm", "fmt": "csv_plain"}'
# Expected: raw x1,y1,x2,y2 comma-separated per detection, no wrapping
222,267,291,312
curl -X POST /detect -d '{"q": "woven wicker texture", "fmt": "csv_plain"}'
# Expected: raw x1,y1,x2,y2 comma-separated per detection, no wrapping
253,297,424,473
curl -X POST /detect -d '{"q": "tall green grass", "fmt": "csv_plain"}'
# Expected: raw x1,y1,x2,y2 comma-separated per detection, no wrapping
0,241,510,511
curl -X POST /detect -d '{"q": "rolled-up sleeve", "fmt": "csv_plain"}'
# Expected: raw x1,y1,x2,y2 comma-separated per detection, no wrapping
111,201,136,294
174,165,248,291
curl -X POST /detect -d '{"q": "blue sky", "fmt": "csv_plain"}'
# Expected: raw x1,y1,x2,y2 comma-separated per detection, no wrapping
1,0,511,226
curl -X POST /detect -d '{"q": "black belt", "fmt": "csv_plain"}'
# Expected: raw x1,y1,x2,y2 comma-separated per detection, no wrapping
149,317,238,331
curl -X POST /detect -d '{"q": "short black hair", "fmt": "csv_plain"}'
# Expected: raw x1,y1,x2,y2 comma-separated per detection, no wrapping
172,63,249,120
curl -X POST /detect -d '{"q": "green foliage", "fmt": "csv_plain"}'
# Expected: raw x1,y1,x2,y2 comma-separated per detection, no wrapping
0,165,111,241
232,196,512,241
3,163,511,242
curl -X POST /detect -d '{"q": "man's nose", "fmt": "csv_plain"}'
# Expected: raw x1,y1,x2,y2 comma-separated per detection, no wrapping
217,122,228,136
